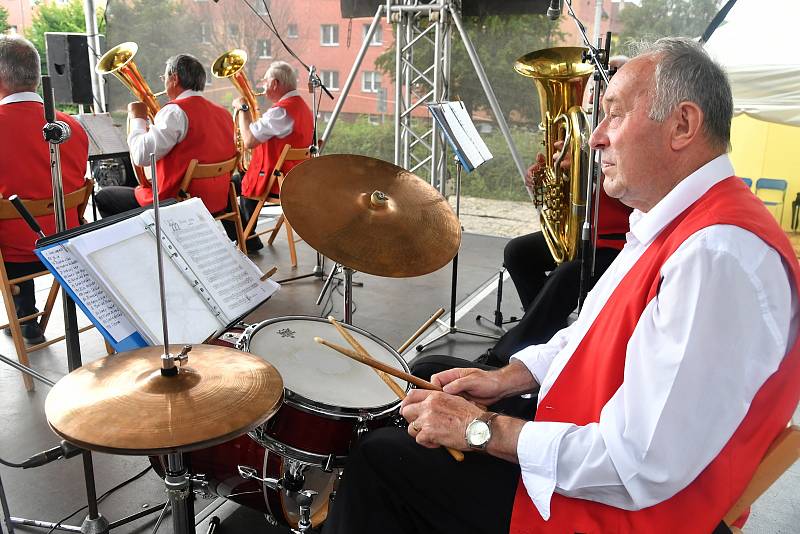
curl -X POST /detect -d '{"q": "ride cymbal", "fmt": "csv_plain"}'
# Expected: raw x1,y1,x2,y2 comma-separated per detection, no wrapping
280,154,461,278
45,344,283,455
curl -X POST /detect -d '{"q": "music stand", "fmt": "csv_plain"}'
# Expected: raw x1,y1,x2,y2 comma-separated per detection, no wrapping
416,101,500,352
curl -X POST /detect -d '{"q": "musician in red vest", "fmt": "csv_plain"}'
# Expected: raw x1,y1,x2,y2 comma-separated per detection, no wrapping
94,54,236,218
0,36,89,344
231,60,313,253
323,38,800,534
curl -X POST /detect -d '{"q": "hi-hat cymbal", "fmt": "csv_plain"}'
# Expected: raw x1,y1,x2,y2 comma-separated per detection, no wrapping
45,345,283,455
280,154,461,278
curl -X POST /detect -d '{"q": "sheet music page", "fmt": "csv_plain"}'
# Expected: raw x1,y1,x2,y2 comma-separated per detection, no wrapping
73,113,129,157
450,101,493,163
440,103,483,168
39,245,136,342
140,199,279,322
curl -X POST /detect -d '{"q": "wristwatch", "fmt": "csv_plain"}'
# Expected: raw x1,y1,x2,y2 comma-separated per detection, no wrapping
465,411,499,450
237,103,250,113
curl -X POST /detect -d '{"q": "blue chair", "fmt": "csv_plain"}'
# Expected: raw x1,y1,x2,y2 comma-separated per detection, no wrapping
755,178,788,224
742,177,753,189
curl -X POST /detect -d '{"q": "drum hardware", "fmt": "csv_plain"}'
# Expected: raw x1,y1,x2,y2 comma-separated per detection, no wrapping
237,466,318,534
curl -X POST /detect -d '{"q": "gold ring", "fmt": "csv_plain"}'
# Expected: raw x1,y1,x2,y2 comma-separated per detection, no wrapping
412,422,421,432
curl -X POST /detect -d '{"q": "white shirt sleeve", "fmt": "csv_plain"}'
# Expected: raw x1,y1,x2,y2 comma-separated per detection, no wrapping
127,104,188,167
515,225,796,520
249,105,295,144
511,322,577,385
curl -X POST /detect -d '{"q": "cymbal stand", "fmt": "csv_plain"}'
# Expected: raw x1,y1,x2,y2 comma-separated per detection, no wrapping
417,159,500,352
237,466,317,533
315,263,364,319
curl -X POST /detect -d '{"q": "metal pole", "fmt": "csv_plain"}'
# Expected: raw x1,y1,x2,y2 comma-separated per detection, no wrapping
149,153,170,354
82,0,105,113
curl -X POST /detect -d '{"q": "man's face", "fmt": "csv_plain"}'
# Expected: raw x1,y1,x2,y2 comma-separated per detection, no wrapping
263,76,280,103
589,56,673,212
163,67,180,100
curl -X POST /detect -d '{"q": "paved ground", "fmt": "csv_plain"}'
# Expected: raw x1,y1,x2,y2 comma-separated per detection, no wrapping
449,195,540,238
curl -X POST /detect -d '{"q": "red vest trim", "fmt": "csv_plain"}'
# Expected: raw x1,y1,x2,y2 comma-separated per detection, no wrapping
0,102,88,263
135,96,236,214
510,177,800,533
241,95,313,198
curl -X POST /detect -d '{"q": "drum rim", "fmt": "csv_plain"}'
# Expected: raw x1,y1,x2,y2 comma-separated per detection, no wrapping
238,315,410,416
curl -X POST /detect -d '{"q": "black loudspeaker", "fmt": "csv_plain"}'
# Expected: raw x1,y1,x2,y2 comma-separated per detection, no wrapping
340,0,550,18
45,32,94,106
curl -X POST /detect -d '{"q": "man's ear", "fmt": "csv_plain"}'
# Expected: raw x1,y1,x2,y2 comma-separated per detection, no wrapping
671,101,704,151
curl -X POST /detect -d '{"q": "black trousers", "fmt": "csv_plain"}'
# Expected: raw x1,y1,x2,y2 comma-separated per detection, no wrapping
323,357,537,534
94,185,140,218
231,172,278,241
4,260,46,324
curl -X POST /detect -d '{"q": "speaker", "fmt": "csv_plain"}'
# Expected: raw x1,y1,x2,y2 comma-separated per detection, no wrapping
340,0,549,18
45,32,94,106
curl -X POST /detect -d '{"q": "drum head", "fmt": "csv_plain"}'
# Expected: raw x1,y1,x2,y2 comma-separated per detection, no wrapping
244,317,408,411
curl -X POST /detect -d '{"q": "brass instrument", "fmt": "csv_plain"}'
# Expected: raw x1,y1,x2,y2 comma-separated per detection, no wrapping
515,47,593,264
96,42,161,121
212,49,263,172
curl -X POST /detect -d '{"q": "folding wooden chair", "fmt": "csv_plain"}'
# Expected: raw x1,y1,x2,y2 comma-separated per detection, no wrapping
242,145,311,267
0,179,103,391
177,155,246,253
724,423,800,531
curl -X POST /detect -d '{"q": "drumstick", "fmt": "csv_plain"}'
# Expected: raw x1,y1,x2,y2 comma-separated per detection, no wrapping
327,316,406,399
397,308,445,354
315,337,464,461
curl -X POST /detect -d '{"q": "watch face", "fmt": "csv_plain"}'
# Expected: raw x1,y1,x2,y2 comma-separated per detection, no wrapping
467,420,491,446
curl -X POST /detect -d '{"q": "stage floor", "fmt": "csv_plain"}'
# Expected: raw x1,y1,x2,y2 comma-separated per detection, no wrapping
1,218,798,533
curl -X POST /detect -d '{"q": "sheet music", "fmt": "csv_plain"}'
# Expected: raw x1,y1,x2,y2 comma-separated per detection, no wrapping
39,245,136,342
440,103,484,168
140,199,279,322
452,101,492,162
73,113,129,157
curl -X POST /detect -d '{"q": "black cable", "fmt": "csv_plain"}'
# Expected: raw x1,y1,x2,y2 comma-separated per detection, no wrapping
0,457,26,468
45,464,153,534
239,0,308,71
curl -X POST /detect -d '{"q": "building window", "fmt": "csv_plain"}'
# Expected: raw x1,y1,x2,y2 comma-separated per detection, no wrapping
287,23,299,38
321,24,339,46
362,71,381,93
257,39,272,58
321,70,339,90
363,24,383,45
199,23,210,44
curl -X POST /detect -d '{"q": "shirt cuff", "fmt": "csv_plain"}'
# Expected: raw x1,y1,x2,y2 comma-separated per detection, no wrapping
510,345,553,386
517,420,574,520
128,118,147,134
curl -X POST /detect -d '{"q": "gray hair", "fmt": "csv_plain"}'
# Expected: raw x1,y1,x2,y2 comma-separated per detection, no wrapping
165,54,206,91
265,61,297,91
0,36,40,93
631,37,732,151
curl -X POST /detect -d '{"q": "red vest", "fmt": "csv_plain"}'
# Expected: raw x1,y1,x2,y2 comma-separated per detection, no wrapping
510,177,800,533
241,95,313,198
0,101,88,263
135,96,236,214
596,188,632,251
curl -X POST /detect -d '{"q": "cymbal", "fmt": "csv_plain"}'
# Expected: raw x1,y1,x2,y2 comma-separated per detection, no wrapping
45,344,283,455
280,154,461,278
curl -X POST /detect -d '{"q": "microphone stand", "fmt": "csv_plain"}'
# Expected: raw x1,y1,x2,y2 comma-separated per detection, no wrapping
561,0,611,310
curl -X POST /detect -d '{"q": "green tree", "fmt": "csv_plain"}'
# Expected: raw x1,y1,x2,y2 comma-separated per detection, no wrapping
25,0,106,74
375,14,564,124
0,6,9,33
616,0,722,46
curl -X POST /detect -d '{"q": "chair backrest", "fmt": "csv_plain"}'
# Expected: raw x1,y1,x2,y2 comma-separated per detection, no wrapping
742,177,753,188
724,424,800,525
0,179,94,220
755,178,788,193
275,145,312,175
178,155,240,196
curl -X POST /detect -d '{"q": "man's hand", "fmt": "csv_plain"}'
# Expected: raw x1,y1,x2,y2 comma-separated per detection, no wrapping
231,96,247,111
526,153,547,189
127,102,148,120
432,360,539,406
401,389,483,451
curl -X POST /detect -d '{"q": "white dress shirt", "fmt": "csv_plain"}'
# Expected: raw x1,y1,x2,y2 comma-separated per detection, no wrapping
0,92,43,105
248,90,301,143
127,89,203,167
511,154,798,520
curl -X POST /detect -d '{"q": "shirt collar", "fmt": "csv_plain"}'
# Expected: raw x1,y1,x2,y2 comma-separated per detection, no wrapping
0,92,44,105
629,153,735,246
279,90,301,101
175,89,204,100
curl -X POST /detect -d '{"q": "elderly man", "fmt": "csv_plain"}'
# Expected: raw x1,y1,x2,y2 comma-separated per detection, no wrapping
95,54,236,218
322,38,800,534
0,36,88,344
231,60,313,252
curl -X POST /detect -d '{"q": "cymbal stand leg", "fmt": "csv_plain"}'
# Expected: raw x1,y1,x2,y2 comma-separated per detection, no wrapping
315,263,340,305
0,473,14,534
343,267,354,325
165,453,195,534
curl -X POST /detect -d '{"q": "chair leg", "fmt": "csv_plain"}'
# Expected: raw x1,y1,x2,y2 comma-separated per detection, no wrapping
268,214,285,246
38,279,60,333
104,339,115,355
285,220,298,268
229,185,247,253
1,284,34,391
243,197,268,240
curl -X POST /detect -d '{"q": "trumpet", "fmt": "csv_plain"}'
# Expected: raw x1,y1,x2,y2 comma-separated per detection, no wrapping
212,49,264,172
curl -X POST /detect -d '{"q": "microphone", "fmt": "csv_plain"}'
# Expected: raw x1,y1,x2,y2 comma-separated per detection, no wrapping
21,440,83,469
547,0,563,20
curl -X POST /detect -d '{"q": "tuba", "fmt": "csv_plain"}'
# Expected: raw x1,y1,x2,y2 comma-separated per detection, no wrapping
96,42,161,121
212,49,262,173
514,47,593,264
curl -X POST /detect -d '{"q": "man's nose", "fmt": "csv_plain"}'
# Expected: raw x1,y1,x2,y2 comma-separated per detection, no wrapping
589,120,607,150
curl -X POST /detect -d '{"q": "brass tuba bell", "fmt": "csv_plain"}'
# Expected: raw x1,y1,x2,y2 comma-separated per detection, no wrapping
515,47,593,264
96,42,161,121
212,49,263,173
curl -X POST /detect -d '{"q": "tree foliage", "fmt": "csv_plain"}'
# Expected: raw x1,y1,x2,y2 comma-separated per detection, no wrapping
616,0,722,47
0,6,9,33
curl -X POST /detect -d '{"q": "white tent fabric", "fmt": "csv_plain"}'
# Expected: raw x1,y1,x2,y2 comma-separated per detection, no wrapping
704,0,800,127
